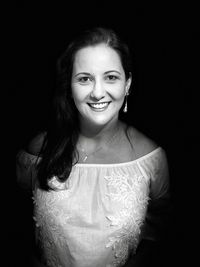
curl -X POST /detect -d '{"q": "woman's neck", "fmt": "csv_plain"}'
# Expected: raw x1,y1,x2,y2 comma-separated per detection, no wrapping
79,119,120,141
77,119,123,163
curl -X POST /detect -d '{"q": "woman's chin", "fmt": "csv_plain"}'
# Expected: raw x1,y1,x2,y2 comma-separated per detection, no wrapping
85,114,119,128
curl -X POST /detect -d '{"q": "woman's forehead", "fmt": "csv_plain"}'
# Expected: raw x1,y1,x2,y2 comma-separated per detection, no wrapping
73,44,123,72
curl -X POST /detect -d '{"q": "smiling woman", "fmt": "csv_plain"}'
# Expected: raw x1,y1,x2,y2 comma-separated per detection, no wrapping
16,27,171,267
71,44,131,130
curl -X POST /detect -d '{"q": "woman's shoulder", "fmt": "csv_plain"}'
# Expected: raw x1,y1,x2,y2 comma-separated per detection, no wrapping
16,132,46,191
27,131,47,156
124,124,159,159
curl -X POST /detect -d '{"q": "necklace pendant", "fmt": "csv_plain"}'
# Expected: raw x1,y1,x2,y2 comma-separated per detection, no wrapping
83,155,88,162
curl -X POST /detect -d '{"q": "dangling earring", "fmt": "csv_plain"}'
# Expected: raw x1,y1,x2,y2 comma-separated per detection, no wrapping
123,93,128,113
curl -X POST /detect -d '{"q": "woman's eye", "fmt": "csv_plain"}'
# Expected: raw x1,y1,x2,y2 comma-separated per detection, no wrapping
78,77,92,83
106,75,119,81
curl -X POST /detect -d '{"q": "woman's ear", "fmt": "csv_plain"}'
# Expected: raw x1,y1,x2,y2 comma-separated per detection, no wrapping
125,73,132,95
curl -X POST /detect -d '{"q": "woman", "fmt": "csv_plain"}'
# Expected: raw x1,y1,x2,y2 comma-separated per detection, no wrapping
16,27,170,267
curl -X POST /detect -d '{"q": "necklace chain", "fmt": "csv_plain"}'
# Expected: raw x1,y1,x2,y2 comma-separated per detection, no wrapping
78,125,120,162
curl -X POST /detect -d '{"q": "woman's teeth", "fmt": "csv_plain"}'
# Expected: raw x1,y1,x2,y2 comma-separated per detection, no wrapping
89,102,109,109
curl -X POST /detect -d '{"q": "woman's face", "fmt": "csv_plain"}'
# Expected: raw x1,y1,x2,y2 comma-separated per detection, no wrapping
71,43,131,128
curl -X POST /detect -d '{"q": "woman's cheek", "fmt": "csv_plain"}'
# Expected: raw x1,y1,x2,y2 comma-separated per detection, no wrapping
109,84,126,100
73,84,92,100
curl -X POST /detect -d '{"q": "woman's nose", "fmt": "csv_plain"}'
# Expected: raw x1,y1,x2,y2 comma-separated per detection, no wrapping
90,80,106,100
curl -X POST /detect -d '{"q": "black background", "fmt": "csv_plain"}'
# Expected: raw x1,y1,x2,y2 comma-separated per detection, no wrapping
5,2,200,266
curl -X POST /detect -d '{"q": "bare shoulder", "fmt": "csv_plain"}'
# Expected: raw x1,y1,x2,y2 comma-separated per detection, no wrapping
126,126,159,158
27,131,47,156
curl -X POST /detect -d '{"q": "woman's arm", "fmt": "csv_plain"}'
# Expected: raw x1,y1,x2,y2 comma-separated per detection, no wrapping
125,149,172,266
143,148,171,242
124,240,159,267
16,132,46,191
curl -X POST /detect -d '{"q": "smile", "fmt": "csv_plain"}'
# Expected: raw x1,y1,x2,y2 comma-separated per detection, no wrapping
88,102,111,111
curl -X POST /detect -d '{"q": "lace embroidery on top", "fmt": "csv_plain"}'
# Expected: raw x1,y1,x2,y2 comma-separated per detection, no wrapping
33,178,72,267
105,171,149,267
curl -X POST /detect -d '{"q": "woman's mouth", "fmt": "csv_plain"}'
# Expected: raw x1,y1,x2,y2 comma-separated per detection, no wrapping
87,101,111,111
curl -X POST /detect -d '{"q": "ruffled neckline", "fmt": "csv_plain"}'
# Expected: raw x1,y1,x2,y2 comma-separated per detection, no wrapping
73,147,161,168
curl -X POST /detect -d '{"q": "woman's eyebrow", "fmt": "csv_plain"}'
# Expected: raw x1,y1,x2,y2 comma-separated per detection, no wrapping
104,70,121,75
74,70,121,77
74,72,91,77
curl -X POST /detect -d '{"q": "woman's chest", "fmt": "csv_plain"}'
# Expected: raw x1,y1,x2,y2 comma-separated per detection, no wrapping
33,169,150,229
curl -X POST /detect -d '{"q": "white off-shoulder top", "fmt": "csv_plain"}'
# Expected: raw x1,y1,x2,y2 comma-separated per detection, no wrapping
16,147,170,267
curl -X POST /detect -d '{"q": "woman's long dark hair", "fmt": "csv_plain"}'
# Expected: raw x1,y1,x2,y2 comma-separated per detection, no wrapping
37,27,133,190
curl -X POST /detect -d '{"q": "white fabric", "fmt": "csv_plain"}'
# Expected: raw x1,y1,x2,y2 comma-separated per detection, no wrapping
16,147,169,267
